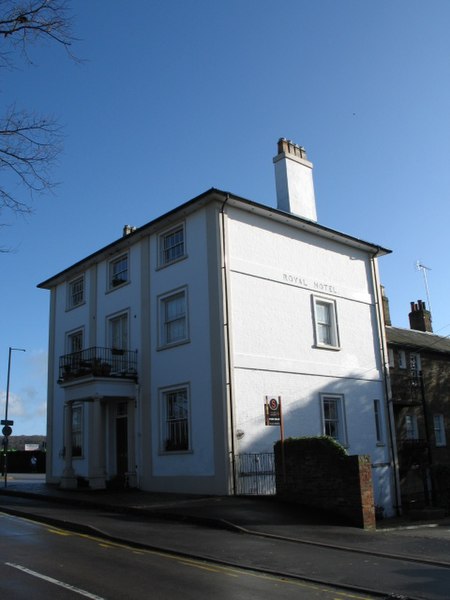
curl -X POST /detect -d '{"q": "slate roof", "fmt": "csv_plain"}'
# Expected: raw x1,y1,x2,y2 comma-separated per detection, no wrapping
37,188,391,289
386,326,450,354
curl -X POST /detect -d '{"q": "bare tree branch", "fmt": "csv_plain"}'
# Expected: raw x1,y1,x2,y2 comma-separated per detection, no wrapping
0,105,63,214
0,0,75,63
0,1,76,226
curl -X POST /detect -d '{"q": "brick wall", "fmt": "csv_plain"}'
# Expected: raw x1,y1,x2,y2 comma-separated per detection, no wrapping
275,439,376,529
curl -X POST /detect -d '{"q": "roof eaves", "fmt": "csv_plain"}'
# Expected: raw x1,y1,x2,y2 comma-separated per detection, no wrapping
37,187,391,289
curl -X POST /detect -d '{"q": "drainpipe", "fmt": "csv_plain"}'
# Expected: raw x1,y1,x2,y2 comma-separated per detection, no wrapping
371,250,402,516
220,194,237,494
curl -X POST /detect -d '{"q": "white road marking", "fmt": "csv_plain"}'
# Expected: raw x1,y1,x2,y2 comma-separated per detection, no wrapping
5,562,106,599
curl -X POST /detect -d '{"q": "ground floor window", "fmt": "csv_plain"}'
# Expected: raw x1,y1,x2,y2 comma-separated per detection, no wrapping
433,414,447,447
161,386,190,452
373,399,384,443
72,404,83,457
321,394,347,445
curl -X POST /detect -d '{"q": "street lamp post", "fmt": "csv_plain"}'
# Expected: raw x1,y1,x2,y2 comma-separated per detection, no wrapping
2,347,26,487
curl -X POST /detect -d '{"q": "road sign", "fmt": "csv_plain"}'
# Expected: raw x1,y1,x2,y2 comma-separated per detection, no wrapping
265,396,281,426
2,425,12,437
1,420,13,426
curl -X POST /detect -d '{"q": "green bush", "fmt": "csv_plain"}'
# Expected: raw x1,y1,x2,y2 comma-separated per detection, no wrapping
274,436,348,458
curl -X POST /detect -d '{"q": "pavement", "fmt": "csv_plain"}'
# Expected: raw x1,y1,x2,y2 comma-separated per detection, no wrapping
1,474,450,599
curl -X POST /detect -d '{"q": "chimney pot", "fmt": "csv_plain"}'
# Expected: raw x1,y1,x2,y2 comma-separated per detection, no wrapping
409,299,433,333
123,225,136,237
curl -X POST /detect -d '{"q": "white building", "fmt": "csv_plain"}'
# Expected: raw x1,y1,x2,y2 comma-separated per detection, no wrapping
39,139,398,515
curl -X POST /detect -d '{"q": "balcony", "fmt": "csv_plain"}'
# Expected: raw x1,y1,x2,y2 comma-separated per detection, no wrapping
58,347,138,385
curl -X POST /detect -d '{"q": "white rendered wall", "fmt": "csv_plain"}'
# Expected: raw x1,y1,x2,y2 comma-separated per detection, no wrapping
148,210,216,480
225,207,394,514
49,245,143,480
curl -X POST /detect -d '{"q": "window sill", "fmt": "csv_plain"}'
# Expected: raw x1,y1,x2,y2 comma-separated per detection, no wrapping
314,343,341,351
66,301,86,312
106,280,130,294
156,254,188,271
157,338,191,351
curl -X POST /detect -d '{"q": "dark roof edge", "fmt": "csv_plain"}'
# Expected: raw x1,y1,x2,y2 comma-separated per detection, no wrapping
225,191,391,256
386,325,450,353
37,187,391,289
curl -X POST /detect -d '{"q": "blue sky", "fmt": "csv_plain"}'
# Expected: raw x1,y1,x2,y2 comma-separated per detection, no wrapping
1,1,450,434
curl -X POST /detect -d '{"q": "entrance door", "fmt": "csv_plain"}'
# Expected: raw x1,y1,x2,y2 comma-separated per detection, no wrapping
116,402,128,476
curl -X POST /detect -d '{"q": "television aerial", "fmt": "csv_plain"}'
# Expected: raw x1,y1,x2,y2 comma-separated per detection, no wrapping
416,261,432,314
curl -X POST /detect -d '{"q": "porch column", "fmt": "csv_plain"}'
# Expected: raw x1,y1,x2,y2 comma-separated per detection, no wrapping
88,396,106,489
60,401,77,489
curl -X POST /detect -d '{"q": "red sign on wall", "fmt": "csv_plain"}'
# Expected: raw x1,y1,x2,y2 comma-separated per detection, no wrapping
265,396,281,426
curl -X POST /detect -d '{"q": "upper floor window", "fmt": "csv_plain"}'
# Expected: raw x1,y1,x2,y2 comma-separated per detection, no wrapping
398,350,407,369
409,352,421,376
68,329,83,354
110,312,128,351
68,276,84,309
108,312,129,375
109,254,128,289
313,297,339,349
388,348,395,368
159,288,188,348
321,394,347,445
159,224,185,266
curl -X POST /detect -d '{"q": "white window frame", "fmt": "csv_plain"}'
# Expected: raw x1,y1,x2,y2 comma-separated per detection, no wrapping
67,329,84,354
109,253,129,289
373,399,384,444
313,296,340,349
160,384,191,453
158,287,189,348
158,223,186,267
388,348,395,368
320,394,347,446
108,311,129,375
67,276,84,309
109,311,129,351
398,350,407,369
434,414,447,447
405,414,419,440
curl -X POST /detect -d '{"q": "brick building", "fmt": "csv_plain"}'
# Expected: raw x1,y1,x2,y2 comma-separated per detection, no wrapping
385,293,450,508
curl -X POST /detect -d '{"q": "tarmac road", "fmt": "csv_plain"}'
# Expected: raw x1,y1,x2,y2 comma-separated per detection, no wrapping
1,512,378,600
1,477,450,599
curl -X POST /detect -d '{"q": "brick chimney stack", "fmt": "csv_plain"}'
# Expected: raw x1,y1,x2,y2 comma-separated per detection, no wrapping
409,300,433,333
273,138,317,221
381,286,392,326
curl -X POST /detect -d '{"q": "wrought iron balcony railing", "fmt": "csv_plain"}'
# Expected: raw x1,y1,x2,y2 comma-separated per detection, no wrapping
58,347,138,384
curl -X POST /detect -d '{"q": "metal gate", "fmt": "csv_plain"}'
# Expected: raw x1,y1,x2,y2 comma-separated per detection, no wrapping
235,452,276,495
